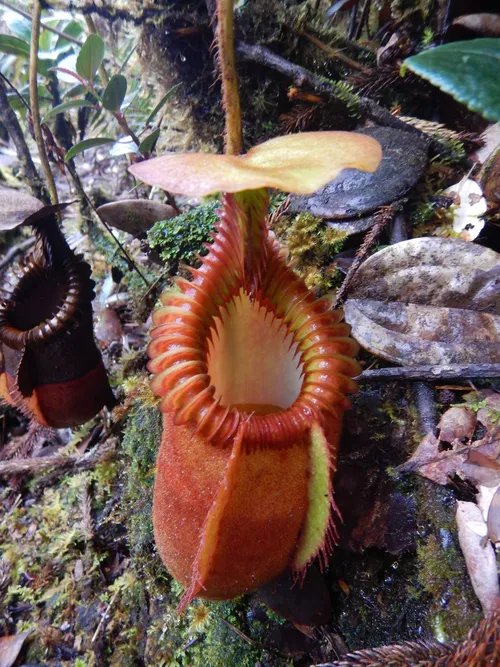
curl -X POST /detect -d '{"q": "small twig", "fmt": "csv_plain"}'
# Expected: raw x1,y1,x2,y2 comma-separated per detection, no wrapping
91,588,120,645
0,77,47,201
335,203,401,307
218,617,261,648
0,237,36,272
64,162,150,286
299,30,371,73
0,0,84,46
357,363,500,382
0,439,116,478
216,0,242,155
29,0,58,206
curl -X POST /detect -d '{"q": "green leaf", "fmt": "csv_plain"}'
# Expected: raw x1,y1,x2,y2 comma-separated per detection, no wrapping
65,137,114,162
145,83,182,125
138,128,160,153
405,38,500,122
102,74,127,111
41,100,96,124
0,34,30,58
55,20,84,48
76,33,105,82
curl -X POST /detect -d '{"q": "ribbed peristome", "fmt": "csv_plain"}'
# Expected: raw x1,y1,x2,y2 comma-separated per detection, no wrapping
148,190,360,449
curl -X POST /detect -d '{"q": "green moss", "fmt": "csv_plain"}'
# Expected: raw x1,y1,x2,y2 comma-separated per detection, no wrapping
120,396,162,563
272,212,347,293
148,201,218,268
412,483,482,641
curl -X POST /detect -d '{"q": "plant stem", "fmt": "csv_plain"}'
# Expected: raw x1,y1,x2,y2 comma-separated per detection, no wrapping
216,0,242,155
29,0,58,206
64,162,150,286
0,76,47,201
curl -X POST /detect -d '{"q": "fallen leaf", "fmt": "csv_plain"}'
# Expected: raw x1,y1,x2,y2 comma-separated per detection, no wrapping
400,391,500,486
96,199,176,236
344,237,500,365
487,486,500,546
0,630,32,667
0,188,43,230
456,500,500,615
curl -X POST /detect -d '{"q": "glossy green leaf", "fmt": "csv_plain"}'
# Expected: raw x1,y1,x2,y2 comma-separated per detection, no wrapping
138,128,160,153
55,20,84,48
405,38,500,122
41,100,96,124
0,34,30,58
65,136,114,162
76,33,105,82
145,83,182,125
102,74,127,111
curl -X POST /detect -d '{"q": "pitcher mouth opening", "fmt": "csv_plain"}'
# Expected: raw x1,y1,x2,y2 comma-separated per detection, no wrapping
0,254,92,351
207,289,303,416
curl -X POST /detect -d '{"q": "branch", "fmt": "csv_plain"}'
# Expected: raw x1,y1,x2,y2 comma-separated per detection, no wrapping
236,42,425,136
29,0,58,205
357,364,500,382
0,77,47,201
0,439,116,479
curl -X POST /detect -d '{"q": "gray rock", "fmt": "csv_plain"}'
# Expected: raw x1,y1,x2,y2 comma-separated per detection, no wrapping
289,126,429,219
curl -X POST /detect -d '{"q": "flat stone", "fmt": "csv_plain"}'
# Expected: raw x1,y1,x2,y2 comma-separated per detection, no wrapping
327,214,376,236
289,126,429,219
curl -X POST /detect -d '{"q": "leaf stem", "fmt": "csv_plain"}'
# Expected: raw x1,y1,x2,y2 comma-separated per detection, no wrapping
29,0,59,206
216,0,242,155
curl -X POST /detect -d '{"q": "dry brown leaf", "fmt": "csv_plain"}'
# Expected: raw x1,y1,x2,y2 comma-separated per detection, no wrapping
0,188,43,230
344,238,500,365
456,501,500,615
0,630,32,667
401,391,500,486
